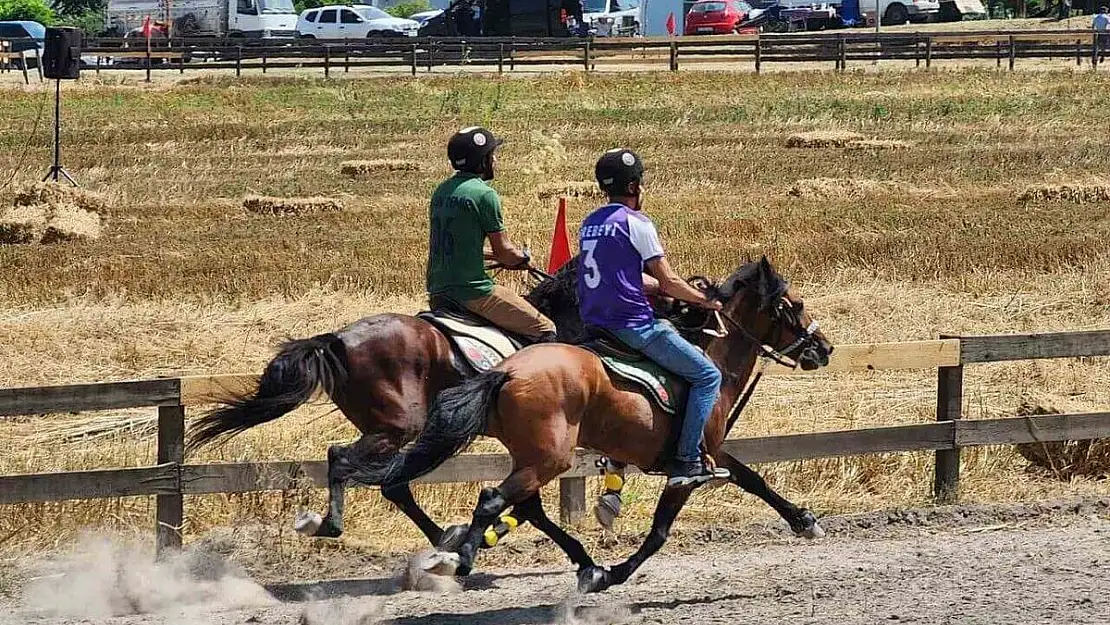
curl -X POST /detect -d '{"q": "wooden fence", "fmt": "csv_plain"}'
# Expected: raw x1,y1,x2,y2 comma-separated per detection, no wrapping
15,29,1103,82
2,329,1109,554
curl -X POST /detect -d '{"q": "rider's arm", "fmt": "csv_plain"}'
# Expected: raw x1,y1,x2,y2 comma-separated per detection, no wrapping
642,272,660,296
488,231,530,269
480,190,530,269
645,257,721,311
629,216,719,310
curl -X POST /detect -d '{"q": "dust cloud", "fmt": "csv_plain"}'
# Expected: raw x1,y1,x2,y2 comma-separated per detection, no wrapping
14,533,276,621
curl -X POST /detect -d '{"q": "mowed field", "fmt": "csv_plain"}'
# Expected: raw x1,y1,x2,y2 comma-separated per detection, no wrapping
1,69,1110,584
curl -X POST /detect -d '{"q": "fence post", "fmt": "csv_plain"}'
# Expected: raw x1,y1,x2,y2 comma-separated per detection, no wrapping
669,41,678,72
838,34,846,71
996,40,1002,68
345,41,350,73
1077,38,1082,67
236,46,242,78
411,43,417,76
583,40,591,72
933,341,963,504
498,43,504,74
1093,34,1100,68
915,36,921,68
1008,34,1016,71
156,404,185,555
559,476,586,524
325,45,331,78
754,37,761,74
925,36,932,69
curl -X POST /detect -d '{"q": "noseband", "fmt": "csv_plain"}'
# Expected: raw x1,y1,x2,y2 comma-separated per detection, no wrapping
706,286,821,370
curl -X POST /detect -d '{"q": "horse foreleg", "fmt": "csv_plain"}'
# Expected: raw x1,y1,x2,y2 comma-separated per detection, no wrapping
513,494,596,572
578,484,694,594
718,451,824,539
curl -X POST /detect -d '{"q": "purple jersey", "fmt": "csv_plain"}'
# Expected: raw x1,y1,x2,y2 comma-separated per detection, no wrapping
577,203,666,331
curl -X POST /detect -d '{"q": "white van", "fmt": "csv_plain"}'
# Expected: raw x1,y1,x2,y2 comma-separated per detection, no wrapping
582,0,641,35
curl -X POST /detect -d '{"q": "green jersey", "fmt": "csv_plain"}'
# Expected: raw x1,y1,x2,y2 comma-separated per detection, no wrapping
426,173,505,302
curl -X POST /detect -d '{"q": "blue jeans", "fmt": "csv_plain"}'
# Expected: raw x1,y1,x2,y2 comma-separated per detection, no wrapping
612,320,723,463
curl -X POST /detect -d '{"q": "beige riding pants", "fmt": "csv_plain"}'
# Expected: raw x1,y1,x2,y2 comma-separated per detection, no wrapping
462,285,556,339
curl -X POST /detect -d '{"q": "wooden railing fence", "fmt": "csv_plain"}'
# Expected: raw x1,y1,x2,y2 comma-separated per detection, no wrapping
1,329,1109,553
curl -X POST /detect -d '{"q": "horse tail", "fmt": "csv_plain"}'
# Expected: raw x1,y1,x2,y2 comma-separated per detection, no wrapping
185,333,348,455
354,370,509,488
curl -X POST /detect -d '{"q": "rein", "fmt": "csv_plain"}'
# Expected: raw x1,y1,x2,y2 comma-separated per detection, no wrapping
696,286,822,438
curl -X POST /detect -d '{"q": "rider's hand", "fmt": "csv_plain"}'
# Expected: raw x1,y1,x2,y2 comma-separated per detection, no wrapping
703,299,723,312
510,248,532,270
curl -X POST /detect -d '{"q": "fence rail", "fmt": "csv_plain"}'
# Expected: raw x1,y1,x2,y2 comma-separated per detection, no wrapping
2,329,1109,553
0,29,1101,82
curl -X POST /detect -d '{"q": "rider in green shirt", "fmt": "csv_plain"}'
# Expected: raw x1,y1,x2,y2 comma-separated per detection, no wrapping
427,127,557,343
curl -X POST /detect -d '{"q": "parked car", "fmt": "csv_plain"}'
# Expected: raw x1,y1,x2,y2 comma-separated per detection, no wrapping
296,4,419,38
408,8,445,25
684,0,752,34
0,20,45,68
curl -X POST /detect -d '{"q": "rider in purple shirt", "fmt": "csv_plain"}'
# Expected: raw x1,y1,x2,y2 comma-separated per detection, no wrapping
577,149,731,487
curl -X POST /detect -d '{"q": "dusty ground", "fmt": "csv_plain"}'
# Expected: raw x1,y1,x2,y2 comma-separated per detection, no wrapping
4,498,1108,625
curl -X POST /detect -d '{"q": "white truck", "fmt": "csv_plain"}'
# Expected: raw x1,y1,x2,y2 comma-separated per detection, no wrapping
105,0,298,39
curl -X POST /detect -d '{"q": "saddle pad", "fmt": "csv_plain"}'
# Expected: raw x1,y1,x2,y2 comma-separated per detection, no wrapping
419,313,519,372
595,353,686,416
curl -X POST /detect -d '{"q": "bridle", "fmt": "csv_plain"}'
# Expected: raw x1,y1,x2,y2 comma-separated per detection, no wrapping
689,280,823,436
708,295,821,370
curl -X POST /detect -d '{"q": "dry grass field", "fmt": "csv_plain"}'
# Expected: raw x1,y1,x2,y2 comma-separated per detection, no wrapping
1,69,1109,583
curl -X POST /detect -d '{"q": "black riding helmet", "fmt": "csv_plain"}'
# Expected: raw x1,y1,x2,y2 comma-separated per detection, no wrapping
595,148,645,195
447,126,503,175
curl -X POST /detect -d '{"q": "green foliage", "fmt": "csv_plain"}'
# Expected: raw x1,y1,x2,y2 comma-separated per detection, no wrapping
0,0,55,24
57,8,105,35
386,0,431,18
52,0,104,18
293,0,324,12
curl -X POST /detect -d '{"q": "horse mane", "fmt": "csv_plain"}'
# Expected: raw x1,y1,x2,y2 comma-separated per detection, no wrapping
525,254,696,344
716,257,787,311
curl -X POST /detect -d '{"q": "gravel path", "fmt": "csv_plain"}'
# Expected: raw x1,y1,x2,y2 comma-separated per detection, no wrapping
6,500,1110,625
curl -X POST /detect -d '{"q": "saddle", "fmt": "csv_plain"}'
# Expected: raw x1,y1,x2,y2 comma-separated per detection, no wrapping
417,296,528,374
580,330,688,417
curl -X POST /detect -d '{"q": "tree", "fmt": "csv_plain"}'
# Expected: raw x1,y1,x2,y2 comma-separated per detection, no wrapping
0,0,56,23
57,7,105,35
52,0,104,17
386,0,431,18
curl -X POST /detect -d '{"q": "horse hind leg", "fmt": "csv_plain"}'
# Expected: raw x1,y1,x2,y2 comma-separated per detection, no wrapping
451,465,549,577
296,442,359,538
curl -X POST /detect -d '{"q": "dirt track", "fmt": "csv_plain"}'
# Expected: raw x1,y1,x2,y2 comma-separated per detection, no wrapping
7,500,1110,625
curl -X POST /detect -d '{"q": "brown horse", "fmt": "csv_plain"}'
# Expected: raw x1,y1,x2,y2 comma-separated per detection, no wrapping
352,257,834,592
184,265,584,548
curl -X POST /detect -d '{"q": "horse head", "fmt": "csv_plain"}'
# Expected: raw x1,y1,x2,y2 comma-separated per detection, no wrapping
709,256,834,371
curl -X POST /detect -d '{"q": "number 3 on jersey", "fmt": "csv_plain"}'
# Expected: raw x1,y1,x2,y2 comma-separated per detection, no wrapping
582,239,601,289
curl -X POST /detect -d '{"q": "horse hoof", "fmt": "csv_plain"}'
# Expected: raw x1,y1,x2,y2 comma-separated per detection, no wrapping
576,566,611,594
294,511,323,536
593,492,622,530
437,524,470,552
801,521,826,540
419,551,461,577
793,510,825,540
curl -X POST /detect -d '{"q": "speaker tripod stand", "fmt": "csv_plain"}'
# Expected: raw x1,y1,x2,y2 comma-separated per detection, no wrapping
41,78,78,187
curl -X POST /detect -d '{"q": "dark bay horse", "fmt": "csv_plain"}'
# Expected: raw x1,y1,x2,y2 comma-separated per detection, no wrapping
351,258,834,591
184,266,586,547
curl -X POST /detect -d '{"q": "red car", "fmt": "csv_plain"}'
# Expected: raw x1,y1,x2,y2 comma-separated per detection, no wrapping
684,0,753,35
